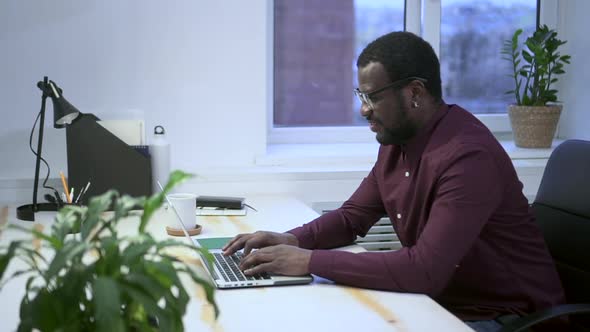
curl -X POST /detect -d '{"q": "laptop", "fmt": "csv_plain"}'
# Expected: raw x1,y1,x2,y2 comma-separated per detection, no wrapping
162,188,314,289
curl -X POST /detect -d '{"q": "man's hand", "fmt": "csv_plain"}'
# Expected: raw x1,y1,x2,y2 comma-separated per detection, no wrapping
239,244,312,276
222,231,299,256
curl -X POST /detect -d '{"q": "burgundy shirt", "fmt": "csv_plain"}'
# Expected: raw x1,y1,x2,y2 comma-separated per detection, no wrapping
288,104,565,320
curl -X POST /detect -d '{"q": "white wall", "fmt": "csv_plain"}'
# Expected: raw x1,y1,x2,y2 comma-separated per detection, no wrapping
0,0,587,206
0,1,268,183
557,0,590,139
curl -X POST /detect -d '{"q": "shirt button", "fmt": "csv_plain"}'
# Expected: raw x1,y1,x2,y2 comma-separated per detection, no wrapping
396,213,402,219
405,171,410,177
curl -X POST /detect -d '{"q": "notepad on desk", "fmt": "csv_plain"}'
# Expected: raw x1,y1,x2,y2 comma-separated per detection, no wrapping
196,207,247,216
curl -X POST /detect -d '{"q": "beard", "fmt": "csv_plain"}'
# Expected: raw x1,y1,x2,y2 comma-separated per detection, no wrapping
374,91,418,145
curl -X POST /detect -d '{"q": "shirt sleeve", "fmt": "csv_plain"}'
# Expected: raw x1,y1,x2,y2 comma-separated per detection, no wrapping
287,166,386,249
304,145,504,296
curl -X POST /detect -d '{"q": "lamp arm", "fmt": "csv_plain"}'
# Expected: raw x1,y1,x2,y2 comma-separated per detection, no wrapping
31,76,50,212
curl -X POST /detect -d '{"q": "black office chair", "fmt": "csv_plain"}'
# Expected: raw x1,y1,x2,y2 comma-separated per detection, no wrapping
499,139,590,332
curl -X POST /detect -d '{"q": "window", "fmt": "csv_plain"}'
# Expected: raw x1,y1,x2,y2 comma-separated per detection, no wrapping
440,0,537,114
273,0,404,128
271,0,542,143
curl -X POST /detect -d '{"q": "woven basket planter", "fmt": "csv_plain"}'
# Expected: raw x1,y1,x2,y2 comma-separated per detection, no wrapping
508,105,562,148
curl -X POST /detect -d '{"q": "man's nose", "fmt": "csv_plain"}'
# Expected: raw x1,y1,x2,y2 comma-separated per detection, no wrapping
360,102,372,118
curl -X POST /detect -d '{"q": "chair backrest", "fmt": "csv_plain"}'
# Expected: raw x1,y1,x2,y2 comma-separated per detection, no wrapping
532,140,590,306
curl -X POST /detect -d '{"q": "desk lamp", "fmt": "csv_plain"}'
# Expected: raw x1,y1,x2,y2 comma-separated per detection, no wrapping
16,77,81,221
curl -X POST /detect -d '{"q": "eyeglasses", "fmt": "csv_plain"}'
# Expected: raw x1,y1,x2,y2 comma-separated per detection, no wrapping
354,76,427,110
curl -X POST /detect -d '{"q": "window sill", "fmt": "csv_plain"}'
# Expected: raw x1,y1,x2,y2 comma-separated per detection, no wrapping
1,140,560,186
256,139,562,170
2,140,560,204
257,143,379,169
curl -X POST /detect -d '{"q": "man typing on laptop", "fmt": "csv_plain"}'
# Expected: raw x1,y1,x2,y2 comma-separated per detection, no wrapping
222,31,565,332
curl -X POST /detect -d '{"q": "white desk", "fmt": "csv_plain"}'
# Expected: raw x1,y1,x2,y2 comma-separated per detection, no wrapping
1,195,473,332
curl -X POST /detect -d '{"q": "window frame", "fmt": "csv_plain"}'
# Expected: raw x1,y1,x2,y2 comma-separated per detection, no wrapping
268,0,557,145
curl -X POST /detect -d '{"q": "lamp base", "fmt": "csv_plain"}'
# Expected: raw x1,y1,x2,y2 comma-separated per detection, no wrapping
16,203,59,221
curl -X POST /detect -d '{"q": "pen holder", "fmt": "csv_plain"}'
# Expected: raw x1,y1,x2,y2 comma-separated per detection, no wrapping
55,202,85,234
44,194,83,210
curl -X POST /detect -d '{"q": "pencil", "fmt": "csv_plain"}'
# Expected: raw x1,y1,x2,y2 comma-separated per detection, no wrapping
84,181,91,193
74,187,84,203
76,181,91,204
59,171,71,203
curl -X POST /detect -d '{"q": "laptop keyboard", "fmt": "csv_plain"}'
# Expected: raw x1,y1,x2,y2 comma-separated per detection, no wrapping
212,252,271,282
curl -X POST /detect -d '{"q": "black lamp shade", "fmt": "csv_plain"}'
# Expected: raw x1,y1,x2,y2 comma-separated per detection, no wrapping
51,95,80,128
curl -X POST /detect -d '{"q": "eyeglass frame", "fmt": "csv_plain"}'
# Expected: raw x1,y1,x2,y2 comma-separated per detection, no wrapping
354,76,428,110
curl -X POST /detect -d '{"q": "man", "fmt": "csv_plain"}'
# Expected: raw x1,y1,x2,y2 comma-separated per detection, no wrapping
223,32,565,331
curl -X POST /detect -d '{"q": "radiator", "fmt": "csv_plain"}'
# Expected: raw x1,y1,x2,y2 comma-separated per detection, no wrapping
312,201,401,251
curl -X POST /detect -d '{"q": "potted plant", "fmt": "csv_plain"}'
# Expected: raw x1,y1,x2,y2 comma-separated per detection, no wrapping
502,24,571,148
0,170,217,331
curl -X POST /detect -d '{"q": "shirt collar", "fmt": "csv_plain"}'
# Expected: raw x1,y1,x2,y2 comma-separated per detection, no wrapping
400,103,451,164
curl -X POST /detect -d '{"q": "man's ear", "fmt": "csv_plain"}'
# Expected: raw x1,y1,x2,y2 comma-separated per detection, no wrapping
409,79,426,100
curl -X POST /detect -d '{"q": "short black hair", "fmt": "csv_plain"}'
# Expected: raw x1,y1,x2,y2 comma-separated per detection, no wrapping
357,31,442,101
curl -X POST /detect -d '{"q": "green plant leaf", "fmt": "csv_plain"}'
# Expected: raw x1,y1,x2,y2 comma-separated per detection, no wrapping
504,25,570,106
145,260,188,325
144,259,180,289
8,224,62,250
93,276,125,332
18,246,48,272
140,194,165,234
114,195,144,222
522,50,533,63
0,241,19,282
29,288,63,331
121,239,156,265
18,281,34,332
81,190,118,240
119,282,175,331
130,270,185,330
45,241,88,280
97,236,122,276
58,263,95,322
155,238,192,251
512,29,523,47
53,205,86,241
547,89,558,95
178,265,219,318
125,271,169,301
522,95,531,106
0,268,34,290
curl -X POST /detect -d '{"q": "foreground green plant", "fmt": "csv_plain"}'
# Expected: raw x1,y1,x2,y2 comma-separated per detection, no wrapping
0,170,217,332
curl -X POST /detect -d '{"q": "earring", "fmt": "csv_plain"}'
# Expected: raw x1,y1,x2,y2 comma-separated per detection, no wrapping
412,100,419,108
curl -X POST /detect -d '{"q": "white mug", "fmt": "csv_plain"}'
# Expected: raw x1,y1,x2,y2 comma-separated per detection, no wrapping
166,193,197,229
